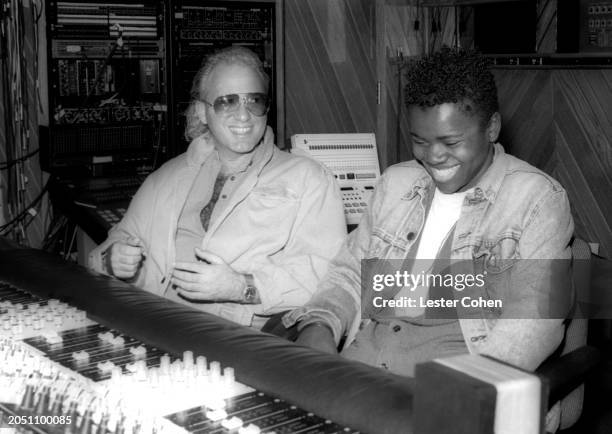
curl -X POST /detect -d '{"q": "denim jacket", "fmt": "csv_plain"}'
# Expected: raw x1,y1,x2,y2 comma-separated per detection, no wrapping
285,143,574,372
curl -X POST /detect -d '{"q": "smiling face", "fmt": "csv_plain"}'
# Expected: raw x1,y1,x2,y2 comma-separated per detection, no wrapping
196,62,268,161
408,102,501,193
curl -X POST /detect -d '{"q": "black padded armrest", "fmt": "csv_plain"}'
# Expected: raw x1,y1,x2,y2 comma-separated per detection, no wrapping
536,346,601,406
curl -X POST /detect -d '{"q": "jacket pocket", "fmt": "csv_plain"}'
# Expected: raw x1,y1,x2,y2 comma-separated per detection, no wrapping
472,233,520,274
246,187,299,228
471,233,520,307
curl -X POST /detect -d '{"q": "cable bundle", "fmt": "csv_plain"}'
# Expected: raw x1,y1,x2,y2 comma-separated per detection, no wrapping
0,0,45,245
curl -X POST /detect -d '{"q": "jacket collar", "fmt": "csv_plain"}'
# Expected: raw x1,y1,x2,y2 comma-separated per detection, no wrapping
405,172,432,200
185,126,276,173
198,127,276,239
409,143,508,204
464,143,508,204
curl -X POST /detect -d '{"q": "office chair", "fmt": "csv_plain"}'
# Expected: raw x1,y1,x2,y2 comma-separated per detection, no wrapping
537,237,601,432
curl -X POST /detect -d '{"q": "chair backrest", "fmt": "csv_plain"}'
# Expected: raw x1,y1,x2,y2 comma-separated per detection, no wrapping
558,237,592,429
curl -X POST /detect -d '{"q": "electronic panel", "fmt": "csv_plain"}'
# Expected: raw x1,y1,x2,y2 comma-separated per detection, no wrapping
171,0,278,154
580,0,612,51
291,134,380,226
45,0,168,176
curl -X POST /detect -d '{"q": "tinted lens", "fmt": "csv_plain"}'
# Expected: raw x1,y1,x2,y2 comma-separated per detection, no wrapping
245,93,270,116
212,94,240,113
211,93,269,116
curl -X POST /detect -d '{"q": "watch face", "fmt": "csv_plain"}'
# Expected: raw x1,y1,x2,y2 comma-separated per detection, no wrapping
244,286,256,302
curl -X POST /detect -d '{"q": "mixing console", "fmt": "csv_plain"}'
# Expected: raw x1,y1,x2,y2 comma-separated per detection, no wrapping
0,245,579,434
0,247,417,434
0,280,358,434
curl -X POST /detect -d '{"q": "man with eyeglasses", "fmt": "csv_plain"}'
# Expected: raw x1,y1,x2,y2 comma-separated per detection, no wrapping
88,46,346,328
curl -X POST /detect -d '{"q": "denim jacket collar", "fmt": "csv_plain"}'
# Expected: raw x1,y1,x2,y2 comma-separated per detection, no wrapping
407,143,507,205
404,173,431,201
463,143,508,205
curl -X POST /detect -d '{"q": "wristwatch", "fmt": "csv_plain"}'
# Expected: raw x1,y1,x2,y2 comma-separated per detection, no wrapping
243,284,258,304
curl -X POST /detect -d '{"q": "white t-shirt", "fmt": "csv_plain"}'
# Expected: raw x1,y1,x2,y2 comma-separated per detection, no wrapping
395,187,471,316
415,187,469,259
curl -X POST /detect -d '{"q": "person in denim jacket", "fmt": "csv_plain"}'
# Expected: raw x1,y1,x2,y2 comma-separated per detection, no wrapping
283,47,574,378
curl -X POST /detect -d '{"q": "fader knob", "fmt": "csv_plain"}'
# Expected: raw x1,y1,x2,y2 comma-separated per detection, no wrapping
205,408,227,422
112,336,125,347
196,356,207,376
129,345,146,358
183,350,194,367
160,354,171,373
210,361,221,381
11,323,23,335
223,367,235,385
72,351,89,362
222,416,243,430
238,423,262,434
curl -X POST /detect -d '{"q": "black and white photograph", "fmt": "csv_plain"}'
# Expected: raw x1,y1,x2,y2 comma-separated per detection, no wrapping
0,0,611,433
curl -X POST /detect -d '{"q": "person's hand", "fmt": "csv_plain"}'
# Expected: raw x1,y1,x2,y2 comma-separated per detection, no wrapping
295,323,338,354
171,248,245,302
108,236,145,280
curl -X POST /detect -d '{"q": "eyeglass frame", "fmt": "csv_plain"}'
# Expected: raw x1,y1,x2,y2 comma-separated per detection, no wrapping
200,92,271,117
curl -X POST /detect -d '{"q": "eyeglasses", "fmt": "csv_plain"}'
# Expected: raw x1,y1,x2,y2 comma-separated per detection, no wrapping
202,93,270,117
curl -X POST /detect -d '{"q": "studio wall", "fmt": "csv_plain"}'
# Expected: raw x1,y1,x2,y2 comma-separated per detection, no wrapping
495,68,612,257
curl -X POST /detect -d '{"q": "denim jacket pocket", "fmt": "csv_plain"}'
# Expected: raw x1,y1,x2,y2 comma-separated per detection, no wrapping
472,233,520,274
471,234,520,309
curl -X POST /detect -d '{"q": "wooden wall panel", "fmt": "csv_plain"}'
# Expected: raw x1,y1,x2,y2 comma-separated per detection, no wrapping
493,70,555,172
379,3,421,168
284,0,376,147
493,69,612,258
536,0,557,53
553,70,612,257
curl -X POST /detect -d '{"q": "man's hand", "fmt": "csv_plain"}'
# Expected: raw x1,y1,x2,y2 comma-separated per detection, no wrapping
295,323,338,354
108,236,145,280
171,248,245,302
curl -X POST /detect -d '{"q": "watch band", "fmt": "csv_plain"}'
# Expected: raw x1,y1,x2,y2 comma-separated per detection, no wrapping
101,246,114,276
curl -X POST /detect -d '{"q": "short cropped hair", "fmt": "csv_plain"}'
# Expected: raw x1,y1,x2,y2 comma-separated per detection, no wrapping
404,46,499,126
184,46,270,141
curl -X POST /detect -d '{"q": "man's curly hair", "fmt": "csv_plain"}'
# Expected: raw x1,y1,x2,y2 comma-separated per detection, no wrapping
404,47,498,126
